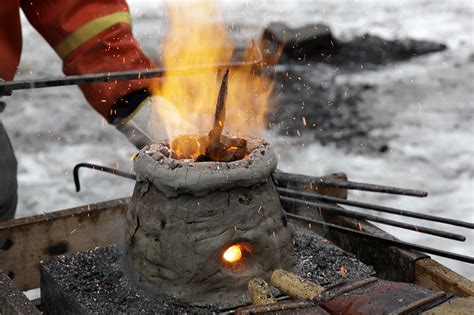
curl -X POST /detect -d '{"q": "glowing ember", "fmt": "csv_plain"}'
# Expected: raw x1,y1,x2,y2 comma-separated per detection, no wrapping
222,245,243,263
339,265,347,277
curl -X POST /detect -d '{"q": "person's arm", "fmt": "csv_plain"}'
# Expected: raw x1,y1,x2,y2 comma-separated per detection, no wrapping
21,0,157,147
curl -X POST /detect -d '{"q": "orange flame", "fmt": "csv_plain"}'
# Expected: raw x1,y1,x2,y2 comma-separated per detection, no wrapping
151,0,274,157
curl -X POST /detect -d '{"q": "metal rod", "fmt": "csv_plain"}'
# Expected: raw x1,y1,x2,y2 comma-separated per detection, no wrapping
285,212,474,264
73,163,136,192
280,196,466,241
274,171,428,198
209,68,229,144
277,187,474,229
0,45,262,96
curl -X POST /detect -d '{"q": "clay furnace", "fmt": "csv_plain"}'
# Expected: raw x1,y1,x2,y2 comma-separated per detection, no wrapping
126,136,295,306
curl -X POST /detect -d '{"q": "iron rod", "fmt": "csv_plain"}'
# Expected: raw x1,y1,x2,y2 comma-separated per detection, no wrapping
209,69,229,144
285,212,474,264
277,187,474,229
274,172,428,198
280,196,466,241
0,45,262,96
73,163,136,192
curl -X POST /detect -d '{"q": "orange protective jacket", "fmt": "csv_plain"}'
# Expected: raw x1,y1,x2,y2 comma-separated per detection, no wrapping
0,0,156,120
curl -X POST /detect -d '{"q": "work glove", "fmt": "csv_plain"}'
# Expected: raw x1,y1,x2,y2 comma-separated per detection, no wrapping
115,97,156,149
109,90,158,149
111,89,167,149
113,90,195,149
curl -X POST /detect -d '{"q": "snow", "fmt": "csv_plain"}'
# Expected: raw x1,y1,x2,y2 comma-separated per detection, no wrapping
1,0,472,279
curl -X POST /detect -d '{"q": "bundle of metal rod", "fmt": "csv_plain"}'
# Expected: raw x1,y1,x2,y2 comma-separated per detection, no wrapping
71,162,473,263
273,171,428,197
277,187,474,229
279,196,466,241
286,212,474,264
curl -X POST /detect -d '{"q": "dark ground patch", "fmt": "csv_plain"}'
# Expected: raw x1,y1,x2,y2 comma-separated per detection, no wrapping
265,23,446,152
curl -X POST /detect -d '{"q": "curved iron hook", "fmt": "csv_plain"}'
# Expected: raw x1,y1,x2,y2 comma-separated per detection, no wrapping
73,162,136,192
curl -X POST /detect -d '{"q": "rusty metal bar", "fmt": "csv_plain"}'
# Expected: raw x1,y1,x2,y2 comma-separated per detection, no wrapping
278,187,473,229
390,291,450,314
274,171,428,197
280,196,466,241
286,212,474,264
318,277,379,302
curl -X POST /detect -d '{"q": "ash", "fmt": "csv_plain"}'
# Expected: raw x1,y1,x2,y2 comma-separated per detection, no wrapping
293,229,375,285
40,226,374,314
41,246,207,314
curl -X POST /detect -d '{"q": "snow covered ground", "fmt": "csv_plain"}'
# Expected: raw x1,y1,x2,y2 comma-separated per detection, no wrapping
3,0,472,279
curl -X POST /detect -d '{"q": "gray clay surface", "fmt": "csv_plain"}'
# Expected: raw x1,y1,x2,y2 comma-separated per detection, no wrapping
133,137,277,197
127,178,295,306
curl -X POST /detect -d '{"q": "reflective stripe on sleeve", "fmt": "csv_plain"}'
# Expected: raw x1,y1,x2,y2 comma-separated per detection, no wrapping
55,11,132,59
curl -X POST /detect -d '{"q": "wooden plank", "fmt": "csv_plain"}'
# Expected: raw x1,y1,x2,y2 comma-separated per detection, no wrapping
0,198,129,291
0,270,41,314
423,297,474,314
415,258,474,297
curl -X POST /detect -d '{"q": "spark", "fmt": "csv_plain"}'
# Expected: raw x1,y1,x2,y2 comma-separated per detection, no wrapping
339,265,347,277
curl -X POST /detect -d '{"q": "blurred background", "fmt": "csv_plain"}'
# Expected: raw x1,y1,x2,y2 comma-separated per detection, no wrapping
3,0,473,278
